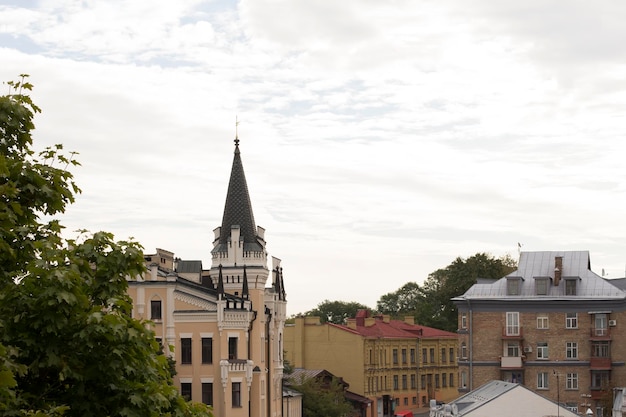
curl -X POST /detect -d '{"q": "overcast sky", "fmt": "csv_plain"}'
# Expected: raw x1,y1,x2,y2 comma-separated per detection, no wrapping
2,0,626,316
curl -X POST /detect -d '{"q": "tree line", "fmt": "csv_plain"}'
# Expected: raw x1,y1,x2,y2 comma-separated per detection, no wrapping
300,252,517,332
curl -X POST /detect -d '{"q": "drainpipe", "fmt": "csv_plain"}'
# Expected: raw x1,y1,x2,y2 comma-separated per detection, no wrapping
466,298,473,391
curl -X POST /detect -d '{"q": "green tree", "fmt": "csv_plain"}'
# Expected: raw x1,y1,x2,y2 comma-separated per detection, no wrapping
377,253,517,332
305,300,371,324
290,376,352,417
0,76,212,417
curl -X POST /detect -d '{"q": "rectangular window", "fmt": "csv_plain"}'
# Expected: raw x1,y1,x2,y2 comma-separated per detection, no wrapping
566,373,578,390
402,374,407,390
461,313,467,329
566,342,578,359
420,375,426,390
393,349,398,364
565,279,577,295
441,348,446,363
507,278,520,295
181,382,192,401
228,337,238,360
232,382,241,407
429,348,435,363
593,341,610,357
595,314,608,337
537,372,549,389
201,337,213,364
506,312,520,336
566,313,578,329
461,371,467,388
402,349,407,364
393,375,399,390
151,300,162,320
591,371,609,389
449,348,455,363
536,278,548,295
435,374,440,388
181,338,192,364
461,343,467,359
537,316,548,329
449,373,454,387
404,398,408,406
442,373,447,388
422,348,427,363
202,382,213,405
507,342,520,357
410,349,416,364
534,343,547,359
410,374,416,389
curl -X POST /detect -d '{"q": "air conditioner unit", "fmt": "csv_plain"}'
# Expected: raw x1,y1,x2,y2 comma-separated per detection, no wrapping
609,320,617,327
523,346,533,353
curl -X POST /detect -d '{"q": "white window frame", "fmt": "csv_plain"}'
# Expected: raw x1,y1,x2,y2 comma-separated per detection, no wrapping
566,313,578,329
461,313,467,329
537,372,549,389
537,342,549,360
506,312,520,336
566,342,578,359
566,373,578,390
537,316,549,329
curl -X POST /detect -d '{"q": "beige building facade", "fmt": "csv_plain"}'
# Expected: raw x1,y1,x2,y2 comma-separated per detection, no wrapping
128,139,287,417
284,310,458,417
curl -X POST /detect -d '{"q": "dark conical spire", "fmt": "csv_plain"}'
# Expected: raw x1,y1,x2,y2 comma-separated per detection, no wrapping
217,264,225,298
219,137,258,247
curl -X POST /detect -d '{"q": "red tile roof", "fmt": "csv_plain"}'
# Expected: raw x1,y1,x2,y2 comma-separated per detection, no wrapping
329,312,457,339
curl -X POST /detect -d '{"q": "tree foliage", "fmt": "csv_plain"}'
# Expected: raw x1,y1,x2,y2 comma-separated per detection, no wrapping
304,300,372,324
0,76,212,417
377,253,517,332
289,376,353,417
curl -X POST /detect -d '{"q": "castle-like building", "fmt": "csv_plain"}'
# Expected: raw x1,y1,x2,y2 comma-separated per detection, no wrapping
127,138,287,417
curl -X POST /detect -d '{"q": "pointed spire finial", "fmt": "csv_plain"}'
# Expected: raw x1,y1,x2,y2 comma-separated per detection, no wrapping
235,116,240,147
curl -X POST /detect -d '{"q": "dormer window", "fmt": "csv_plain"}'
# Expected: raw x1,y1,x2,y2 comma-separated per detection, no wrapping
534,277,549,295
507,277,522,295
565,278,577,295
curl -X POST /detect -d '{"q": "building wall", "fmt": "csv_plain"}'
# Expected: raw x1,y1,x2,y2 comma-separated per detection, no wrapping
458,307,626,413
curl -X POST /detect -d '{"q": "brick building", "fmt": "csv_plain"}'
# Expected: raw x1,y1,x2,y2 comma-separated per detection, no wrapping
453,251,626,416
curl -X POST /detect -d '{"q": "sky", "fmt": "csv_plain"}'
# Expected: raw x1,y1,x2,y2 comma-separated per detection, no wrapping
2,0,626,316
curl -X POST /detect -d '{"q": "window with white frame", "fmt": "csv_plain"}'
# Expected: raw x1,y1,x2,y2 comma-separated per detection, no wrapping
566,342,578,359
537,372,549,389
461,313,467,329
537,315,549,329
461,371,467,388
506,342,519,357
566,373,578,390
566,312,578,329
461,342,467,359
537,342,548,359
506,312,520,336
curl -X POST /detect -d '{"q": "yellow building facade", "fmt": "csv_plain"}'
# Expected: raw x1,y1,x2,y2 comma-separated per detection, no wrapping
128,139,287,417
284,311,458,417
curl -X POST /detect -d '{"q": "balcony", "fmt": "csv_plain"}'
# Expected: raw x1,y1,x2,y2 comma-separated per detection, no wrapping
590,357,612,370
590,327,611,341
500,356,523,369
501,327,523,340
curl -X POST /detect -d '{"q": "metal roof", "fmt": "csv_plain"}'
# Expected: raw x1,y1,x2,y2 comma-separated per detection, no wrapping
456,251,625,300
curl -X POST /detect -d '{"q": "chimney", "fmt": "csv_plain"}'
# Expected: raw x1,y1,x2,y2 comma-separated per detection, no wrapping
404,316,415,325
554,256,563,286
